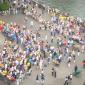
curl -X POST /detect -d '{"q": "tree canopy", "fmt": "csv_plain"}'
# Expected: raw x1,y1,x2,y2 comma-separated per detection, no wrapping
0,1,10,11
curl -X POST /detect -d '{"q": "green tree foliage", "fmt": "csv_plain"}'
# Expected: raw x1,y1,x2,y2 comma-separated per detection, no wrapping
0,2,10,11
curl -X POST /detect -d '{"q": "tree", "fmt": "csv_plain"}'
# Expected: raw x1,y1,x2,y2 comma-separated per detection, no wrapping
0,1,10,11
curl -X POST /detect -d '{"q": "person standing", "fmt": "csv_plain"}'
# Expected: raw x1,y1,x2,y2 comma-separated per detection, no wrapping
52,67,54,76
69,74,73,83
67,74,72,84
40,73,45,85
64,76,69,85
73,55,76,63
36,74,39,85
51,67,57,78
74,65,78,72
54,69,56,78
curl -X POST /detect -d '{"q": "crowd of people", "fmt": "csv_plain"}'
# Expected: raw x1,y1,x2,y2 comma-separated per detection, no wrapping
0,0,85,85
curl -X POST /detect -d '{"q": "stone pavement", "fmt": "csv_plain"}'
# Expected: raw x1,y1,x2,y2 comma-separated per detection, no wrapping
0,33,5,50
0,13,85,85
21,61,85,85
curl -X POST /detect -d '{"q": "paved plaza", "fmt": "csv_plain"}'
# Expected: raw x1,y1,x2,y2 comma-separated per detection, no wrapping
0,12,85,85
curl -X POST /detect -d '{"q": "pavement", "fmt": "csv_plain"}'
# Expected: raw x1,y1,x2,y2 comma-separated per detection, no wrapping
0,8,85,85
